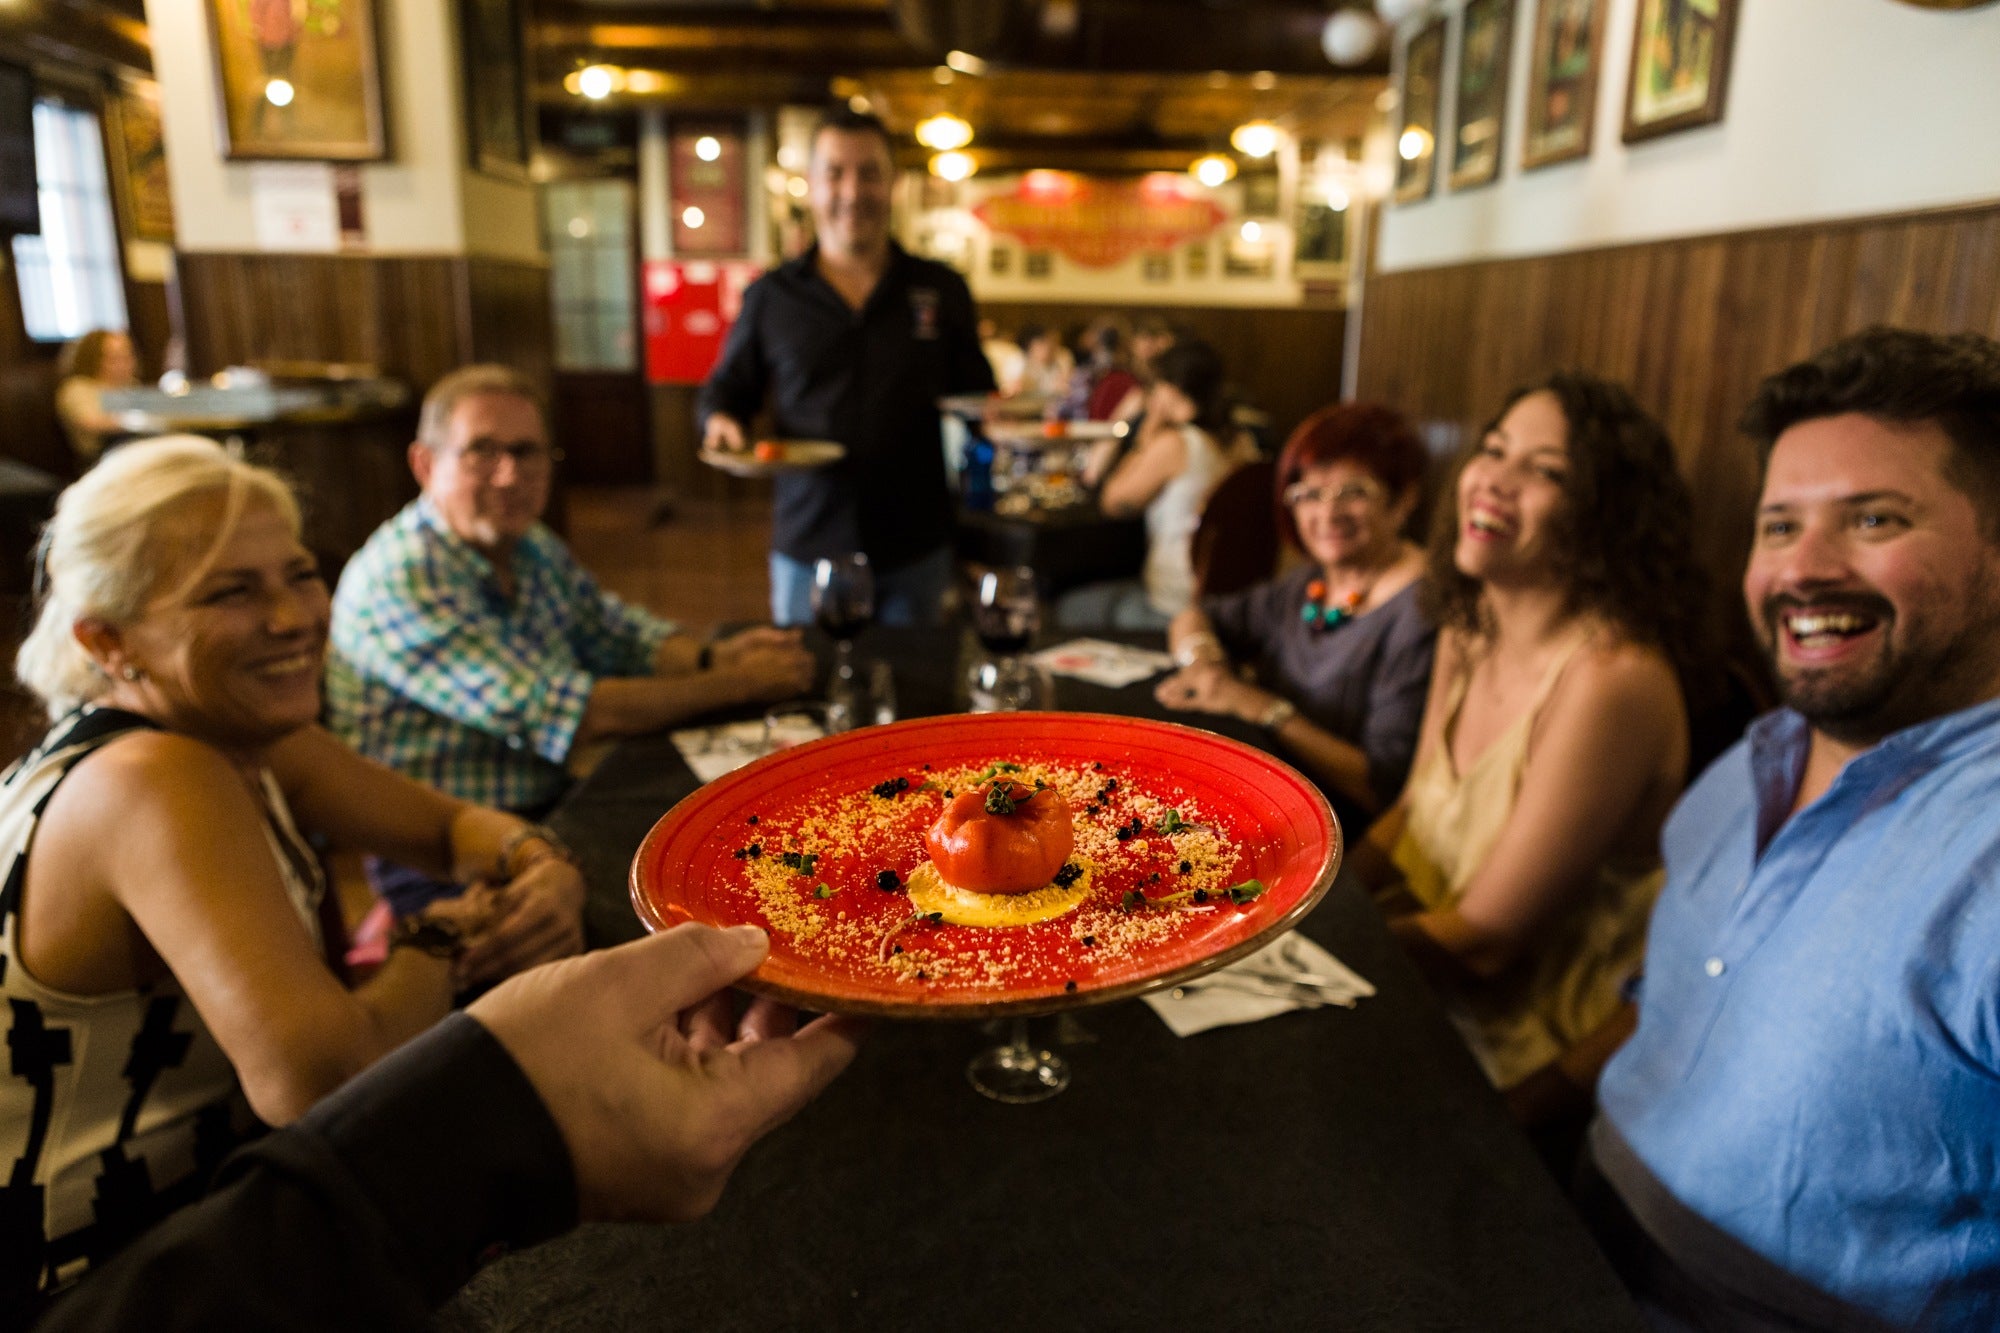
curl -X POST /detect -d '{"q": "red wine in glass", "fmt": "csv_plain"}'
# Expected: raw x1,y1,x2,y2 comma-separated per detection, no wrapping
811,554,875,680
973,566,1040,657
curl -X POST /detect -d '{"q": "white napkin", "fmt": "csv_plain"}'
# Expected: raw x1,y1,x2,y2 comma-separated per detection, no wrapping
1033,638,1176,689
1143,931,1375,1037
670,720,777,783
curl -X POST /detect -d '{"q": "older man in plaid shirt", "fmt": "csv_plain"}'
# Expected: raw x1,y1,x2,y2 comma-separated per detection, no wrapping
329,365,813,914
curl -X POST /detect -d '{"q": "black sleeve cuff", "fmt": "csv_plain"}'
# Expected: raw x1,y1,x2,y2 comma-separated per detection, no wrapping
290,1013,581,1304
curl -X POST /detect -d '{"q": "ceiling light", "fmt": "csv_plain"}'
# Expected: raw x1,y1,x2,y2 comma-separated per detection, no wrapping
848,94,871,114
566,217,591,239
264,79,295,108
1321,11,1381,66
695,135,721,162
681,206,705,229
1190,154,1237,187
945,50,988,76
1250,71,1278,91
929,151,975,182
1230,120,1280,158
623,70,666,94
786,176,808,199
916,113,973,151
1240,220,1263,243
1398,127,1431,161
1327,186,1351,211
577,65,618,101
933,66,955,85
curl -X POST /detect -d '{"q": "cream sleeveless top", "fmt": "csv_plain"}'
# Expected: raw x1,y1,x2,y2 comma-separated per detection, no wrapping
1390,635,1661,1089
1141,424,1238,617
0,708,325,1294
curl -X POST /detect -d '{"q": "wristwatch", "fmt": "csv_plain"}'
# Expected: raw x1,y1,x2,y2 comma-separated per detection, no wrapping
496,823,577,879
387,913,464,960
1257,697,1298,731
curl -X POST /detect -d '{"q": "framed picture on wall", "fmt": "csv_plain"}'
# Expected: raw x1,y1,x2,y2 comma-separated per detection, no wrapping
1622,0,1740,143
1184,241,1210,277
460,0,533,178
1024,249,1053,279
988,243,1013,276
1450,0,1515,190
1522,0,1604,169
1141,251,1172,283
112,80,176,242
1393,18,1447,203
206,0,388,160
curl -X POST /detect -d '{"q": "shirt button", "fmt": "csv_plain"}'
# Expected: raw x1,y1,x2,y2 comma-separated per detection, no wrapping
1704,957,1726,978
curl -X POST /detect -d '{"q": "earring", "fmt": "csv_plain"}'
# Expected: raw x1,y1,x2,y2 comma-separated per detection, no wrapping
119,665,142,682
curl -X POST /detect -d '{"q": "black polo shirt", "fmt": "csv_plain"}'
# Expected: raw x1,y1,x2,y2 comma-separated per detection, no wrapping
696,243,994,571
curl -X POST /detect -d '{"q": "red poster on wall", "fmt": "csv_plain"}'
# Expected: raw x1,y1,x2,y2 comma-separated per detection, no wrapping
973,171,1226,269
643,258,762,385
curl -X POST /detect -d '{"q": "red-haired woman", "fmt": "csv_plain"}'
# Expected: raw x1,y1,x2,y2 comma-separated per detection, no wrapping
1157,403,1435,831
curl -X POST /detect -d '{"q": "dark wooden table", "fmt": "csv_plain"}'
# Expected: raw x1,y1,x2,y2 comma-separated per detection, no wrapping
443,628,1641,1333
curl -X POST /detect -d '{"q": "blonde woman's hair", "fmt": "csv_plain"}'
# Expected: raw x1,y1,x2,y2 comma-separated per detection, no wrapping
16,436,303,719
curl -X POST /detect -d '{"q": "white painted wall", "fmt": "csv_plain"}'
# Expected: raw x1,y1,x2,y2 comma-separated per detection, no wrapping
1378,0,2000,273
146,0,542,260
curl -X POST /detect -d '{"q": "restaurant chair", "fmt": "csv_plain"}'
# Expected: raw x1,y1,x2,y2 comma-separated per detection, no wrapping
1190,458,1278,598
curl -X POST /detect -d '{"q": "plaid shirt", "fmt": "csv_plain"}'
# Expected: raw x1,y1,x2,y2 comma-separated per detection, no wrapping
327,497,677,810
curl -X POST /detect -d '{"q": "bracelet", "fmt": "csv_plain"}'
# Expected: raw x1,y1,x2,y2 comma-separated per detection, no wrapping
1172,632,1223,668
496,823,577,880
1258,697,1298,730
387,914,464,960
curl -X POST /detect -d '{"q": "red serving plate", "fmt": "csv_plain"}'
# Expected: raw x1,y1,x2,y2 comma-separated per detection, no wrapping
631,712,1340,1018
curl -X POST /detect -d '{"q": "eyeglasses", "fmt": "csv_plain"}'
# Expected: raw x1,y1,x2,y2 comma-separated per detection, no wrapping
442,442,564,476
1283,480,1383,509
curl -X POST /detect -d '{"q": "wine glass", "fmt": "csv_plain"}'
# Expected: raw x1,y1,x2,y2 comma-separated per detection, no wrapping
811,553,875,695
967,565,1048,712
972,565,1040,658
967,1017,1070,1103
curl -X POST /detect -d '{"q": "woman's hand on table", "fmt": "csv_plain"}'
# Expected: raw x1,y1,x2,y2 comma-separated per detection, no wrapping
468,923,865,1223
451,857,588,989
1155,660,1275,724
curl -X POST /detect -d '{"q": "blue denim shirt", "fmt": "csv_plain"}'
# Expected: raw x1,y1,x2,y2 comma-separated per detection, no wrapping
1599,698,2000,1328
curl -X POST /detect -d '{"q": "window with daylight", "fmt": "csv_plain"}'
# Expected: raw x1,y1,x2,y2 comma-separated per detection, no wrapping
11,99,128,342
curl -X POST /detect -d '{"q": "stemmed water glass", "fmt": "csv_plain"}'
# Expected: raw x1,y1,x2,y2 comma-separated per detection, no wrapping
812,553,875,703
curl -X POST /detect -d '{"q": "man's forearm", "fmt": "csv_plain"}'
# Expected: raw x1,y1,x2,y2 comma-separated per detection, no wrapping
574,674,743,748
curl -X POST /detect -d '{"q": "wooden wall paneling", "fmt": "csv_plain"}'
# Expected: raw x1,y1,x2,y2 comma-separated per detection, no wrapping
465,257,556,391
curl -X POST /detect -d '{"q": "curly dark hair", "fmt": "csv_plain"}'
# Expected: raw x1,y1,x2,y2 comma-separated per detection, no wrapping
1272,403,1428,552
1742,325,2000,538
1421,371,1708,671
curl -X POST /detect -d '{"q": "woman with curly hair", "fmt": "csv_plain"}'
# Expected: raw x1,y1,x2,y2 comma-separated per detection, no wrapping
1357,372,1706,1112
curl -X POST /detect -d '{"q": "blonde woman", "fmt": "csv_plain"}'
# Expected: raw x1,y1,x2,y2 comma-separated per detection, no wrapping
1,437,584,1298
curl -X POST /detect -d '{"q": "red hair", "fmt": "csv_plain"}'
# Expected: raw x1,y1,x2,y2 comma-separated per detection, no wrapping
1272,402,1427,551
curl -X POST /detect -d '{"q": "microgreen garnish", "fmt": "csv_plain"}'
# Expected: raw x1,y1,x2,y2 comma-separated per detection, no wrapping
1227,879,1267,904
1156,808,1188,835
812,883,835,899
778,851,819,876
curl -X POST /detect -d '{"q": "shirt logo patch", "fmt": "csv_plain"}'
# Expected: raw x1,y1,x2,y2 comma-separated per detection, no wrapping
910,287,940,341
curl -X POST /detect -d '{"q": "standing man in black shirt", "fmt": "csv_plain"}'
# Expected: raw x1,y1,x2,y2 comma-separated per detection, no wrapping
697,108,994,626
